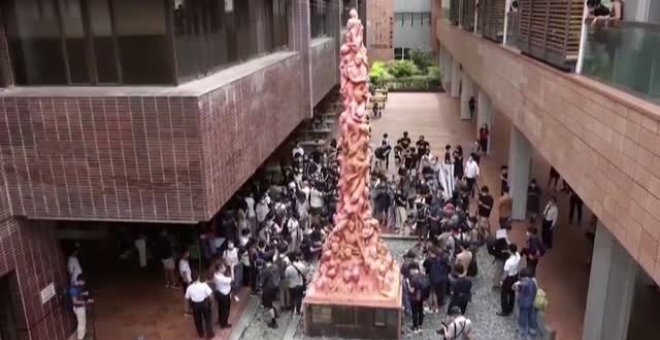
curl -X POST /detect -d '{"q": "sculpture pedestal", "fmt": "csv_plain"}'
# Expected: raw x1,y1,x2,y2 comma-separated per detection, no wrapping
303,279,402,339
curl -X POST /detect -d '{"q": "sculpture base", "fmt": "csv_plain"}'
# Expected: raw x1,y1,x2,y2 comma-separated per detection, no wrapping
303,284,402,339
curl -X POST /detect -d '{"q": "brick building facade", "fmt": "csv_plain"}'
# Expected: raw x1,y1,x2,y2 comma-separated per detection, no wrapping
0,0,342,338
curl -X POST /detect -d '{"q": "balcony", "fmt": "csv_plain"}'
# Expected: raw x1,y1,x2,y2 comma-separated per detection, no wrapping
581,22,660,104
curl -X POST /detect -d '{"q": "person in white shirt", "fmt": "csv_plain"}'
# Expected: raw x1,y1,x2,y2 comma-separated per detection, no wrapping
292,142,304,158
212,262,233,328
223,241,240,288
134,234,147,268
498,243,521,317
67,248,83,285
284,253,308,315
465,154,480,197
541,196,559,249
437,306,473,340
244,193,257,231
255,197,270,227
184,271,214,338
179,250,193,315
286,216,302,253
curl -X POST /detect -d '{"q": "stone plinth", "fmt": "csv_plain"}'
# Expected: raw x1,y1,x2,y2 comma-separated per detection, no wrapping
303,278,402,339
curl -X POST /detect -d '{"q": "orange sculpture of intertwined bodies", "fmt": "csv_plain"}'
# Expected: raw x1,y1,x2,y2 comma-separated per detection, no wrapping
304,9,400,307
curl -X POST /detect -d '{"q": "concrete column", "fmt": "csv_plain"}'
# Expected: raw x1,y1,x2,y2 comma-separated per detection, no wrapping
442,49,453,91
583,224,637,340
450,58,460,98
289,0,312,117
460,72,473,120
476,90,493,153
507,126,531,220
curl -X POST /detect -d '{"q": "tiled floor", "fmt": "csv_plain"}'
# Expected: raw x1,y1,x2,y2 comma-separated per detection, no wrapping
87,266,251,340
369,92,589,340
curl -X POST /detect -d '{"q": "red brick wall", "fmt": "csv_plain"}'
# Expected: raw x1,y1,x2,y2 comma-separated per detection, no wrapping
199,54,306,218
311,38,339,106
0,96,204,222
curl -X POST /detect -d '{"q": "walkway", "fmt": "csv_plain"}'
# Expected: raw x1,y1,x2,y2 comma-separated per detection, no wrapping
370,92,589,339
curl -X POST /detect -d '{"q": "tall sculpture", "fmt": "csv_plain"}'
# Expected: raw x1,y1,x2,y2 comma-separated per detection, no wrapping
304,9,402,339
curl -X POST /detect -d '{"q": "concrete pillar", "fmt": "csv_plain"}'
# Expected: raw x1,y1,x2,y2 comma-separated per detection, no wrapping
476,90,493,153
507,126,531,220
450,58,460,98
460,73,473,120
583,224,637,340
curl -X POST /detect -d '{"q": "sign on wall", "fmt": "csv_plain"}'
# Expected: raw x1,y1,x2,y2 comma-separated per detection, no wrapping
40,283,56,305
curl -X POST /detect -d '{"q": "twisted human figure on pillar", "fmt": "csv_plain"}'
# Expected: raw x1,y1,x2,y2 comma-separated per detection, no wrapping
308,9,399,300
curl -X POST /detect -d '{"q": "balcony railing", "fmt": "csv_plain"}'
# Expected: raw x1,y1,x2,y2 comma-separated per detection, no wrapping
581,22,660,104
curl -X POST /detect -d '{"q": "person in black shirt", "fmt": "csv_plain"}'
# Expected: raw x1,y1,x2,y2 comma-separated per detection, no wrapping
548,166,560,191
522,226,545,277
527,179,542,220
444,144,452,164
404,147,417,171
500,165,509,196
453,145,464,180
568,187,583,225
478,186,494,221
407,263,427,333
398,131,412,150
261,254,281,329
416,135,430,158
448,264,472,314
415,199,430,242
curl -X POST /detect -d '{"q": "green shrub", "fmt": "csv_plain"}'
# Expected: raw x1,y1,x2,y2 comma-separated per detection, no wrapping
427,65,441,80
387,60,421,78
409,48,434,73
369,61,393,87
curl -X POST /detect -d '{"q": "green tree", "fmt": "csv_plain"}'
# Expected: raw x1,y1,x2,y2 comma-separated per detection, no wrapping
387,60,420,78
409,48,434,73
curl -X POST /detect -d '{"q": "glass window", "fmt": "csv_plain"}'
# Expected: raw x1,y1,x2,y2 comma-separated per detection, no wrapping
58,0,90,83
311,0,329,38
113,0,172,84
89,0,120,83
4,0,67,84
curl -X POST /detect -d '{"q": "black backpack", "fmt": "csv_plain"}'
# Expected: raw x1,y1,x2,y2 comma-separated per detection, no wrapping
487,237,509,261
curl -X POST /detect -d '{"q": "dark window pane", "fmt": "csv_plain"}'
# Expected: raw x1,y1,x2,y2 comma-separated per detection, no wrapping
311,0,327,38
89,0,119,83
5,0,67,84
113,0,172,84
58,0,90,83
173,0,203,80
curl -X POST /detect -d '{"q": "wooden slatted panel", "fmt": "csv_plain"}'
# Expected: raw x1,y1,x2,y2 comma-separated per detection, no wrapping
517,0,584,69
480,0,506,43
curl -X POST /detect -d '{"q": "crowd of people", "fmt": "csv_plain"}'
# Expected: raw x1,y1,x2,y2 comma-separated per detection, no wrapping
64,122,588,339
369,129,571,339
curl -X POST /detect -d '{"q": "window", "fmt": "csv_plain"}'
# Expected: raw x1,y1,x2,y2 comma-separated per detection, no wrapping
394,47,411,60
311,0,331,38
3,0,173,85
394,12,433,27
2,0,289,86
172,0,289,82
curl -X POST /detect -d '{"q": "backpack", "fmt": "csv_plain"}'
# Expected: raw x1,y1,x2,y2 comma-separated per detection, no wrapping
534,281,548,311
487,237,509,261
